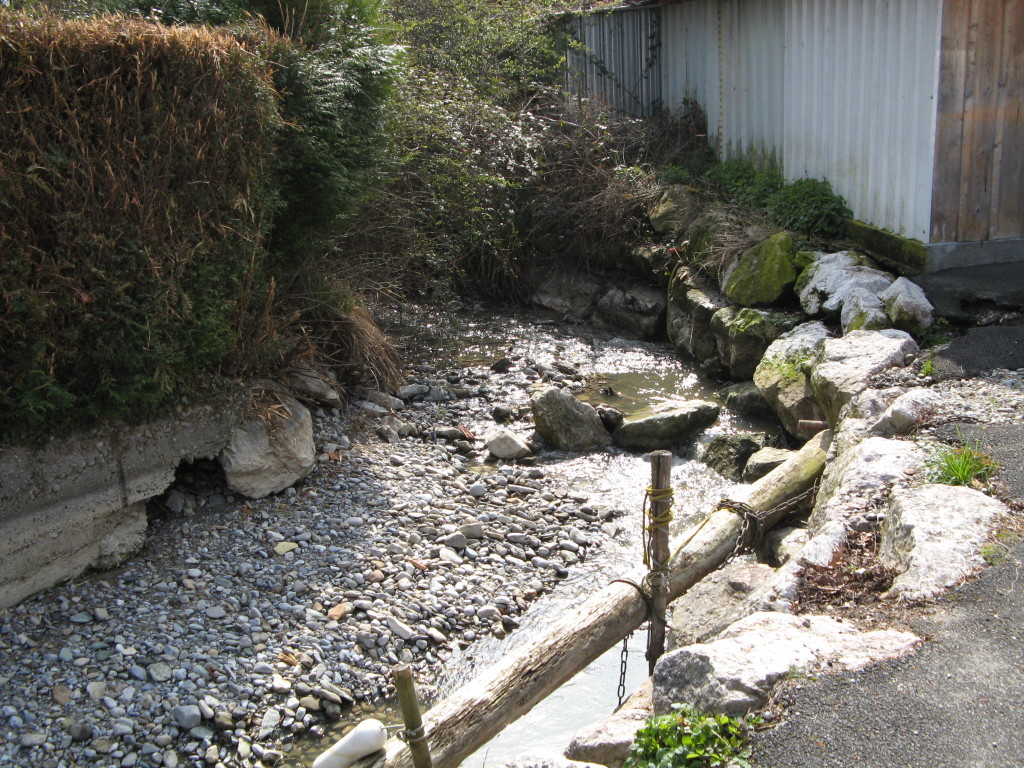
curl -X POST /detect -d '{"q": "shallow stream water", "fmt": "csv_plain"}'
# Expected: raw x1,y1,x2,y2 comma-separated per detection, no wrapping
287,304,772,767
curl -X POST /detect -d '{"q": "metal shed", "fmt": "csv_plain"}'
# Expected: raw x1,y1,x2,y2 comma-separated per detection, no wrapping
566,0,1024,271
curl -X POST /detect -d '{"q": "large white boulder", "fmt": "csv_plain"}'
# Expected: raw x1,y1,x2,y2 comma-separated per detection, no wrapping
810,330,918,427
612,401,719,451
668,561,776,648
881,484,1008,600
879,277,934,335
871,388,944,436
809,436,925,532
797,251,895,317
839,286,890,333
219,394,315,498
485,428,532,460
653,612,919,715
753,321,830,439
531,387,610,452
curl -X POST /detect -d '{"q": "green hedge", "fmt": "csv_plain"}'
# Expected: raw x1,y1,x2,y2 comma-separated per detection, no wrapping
0,13,281,442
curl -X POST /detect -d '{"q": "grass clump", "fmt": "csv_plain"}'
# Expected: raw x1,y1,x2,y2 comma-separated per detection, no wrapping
927,433,998,487
703,158,850,238
765,178,851,237
625,703,758,768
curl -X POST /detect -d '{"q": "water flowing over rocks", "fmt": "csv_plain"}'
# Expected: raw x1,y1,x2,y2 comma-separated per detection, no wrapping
611,401,719,452
741,447,793,482
697,433,769,481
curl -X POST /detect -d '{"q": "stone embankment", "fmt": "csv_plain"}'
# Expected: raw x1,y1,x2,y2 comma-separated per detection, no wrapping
528,188,1024,768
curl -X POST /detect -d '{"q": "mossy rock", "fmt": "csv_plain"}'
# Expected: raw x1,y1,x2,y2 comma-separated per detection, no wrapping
648,185,703,236
680,210,727,264
723,232,798,306
627,244,677,285
711,307,803,380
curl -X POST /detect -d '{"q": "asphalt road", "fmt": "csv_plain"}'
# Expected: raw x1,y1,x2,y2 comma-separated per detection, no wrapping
752,537,1024,768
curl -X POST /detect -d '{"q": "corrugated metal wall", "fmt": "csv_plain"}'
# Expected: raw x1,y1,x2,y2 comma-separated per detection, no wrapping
564,7,663,116
660,0,720,137
572,0,944,241
780,0,943,242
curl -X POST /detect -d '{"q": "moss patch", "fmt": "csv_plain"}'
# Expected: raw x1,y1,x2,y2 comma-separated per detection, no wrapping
843,219,927,275
723,232,798,306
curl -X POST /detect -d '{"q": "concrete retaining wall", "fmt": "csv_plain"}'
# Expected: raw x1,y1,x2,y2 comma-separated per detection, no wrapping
0,394,246,610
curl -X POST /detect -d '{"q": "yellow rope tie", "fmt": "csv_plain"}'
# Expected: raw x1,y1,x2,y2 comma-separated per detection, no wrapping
642,485,674,567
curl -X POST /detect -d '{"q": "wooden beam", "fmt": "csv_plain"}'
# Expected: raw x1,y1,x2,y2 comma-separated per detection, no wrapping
930,0,971,243
957,0,1004,242
992,0,1024,239
646,450,673,675
356,430,831,768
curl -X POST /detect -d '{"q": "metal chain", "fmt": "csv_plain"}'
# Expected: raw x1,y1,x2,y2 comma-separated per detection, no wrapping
617,631,631,708
720,479,820,560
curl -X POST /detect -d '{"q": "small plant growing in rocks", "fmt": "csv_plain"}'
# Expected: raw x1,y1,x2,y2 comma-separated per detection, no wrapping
927,432,998,487
625,703,758,768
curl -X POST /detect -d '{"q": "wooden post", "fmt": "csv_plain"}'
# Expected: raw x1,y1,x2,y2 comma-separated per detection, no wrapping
646,450,673,675
393,665,432,768
356,430,831,768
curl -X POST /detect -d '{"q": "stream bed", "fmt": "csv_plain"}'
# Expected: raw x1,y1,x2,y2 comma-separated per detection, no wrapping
284,303,772,767
0,301,774,768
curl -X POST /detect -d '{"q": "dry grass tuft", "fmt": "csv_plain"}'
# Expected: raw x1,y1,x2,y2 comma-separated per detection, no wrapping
305,306,402,392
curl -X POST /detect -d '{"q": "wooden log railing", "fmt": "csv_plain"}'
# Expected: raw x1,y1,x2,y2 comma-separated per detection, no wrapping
355,430,831,768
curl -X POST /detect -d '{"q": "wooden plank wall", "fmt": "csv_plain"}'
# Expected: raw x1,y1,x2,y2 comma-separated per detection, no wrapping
930,0,1024,243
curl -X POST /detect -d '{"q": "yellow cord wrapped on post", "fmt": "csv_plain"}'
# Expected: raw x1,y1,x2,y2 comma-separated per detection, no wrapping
642,484,674,568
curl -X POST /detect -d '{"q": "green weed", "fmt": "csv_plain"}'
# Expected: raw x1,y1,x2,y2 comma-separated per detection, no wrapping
765,178,851,237
625,703,759,768
927,433,998,487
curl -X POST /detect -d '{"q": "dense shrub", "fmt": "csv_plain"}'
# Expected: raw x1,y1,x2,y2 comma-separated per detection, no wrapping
705,158,784,208
389,0,568,108
0,12,281,442
253,0,396,273
518,97,663,270
334,68,542,297
704,158,850,237
766,177,851,237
